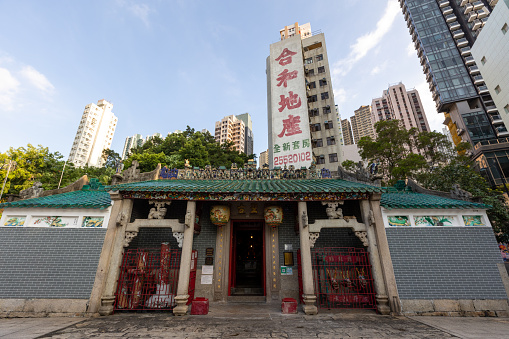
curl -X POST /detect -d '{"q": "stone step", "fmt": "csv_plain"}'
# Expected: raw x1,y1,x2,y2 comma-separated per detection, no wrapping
231,287,264,295
227,296,266,303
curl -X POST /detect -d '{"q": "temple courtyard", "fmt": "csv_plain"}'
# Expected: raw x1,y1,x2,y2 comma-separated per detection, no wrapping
1,303,509,338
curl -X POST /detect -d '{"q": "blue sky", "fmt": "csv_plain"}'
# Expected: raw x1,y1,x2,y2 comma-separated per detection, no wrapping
0,0,444,159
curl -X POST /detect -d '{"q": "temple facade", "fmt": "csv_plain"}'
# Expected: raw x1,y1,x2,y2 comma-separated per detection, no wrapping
0,163,507,317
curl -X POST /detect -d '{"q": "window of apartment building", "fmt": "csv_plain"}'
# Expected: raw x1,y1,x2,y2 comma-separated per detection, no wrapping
316,54,323,61
306,68,315,76
311,123,321,132
481,56,487,65
319,78,327,87
321,92,329,100
323,106,331,114
305,57,313,64
308,95,318,102
312,138,323,147
318,66,325,74
329,153,338,163
317,155,325,164
505,104,509,114
324,121,334,129
502,23,508,35
309,108,320,117
308,81,316,89
495,85,501,94
327,136,336,145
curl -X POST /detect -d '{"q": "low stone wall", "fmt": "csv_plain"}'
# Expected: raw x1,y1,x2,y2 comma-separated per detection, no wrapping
0,299,89,318
400,299,509,317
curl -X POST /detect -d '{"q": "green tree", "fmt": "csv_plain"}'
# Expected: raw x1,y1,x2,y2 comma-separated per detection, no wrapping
341,160,356,172
124,125,251,172
358,120,424,184
102,149,122,170
418,156,509,242
0,144,64,194
414,131,454,171
123,152,167,173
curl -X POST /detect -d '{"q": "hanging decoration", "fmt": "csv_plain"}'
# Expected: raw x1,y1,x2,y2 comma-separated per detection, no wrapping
264,206,284,228
210,205,230,227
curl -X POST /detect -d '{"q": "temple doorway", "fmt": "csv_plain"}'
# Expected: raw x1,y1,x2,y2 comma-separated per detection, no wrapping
229,221,265,296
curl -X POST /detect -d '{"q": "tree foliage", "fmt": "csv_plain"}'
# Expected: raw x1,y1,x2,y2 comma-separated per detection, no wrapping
417,156,509,242
356,120,509,241
0,144,115,198
357,120,424,184
125,126,252,171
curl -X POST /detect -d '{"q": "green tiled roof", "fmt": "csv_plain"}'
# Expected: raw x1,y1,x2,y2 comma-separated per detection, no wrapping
110,179,385,194
381,192,489,210
0,189,111,209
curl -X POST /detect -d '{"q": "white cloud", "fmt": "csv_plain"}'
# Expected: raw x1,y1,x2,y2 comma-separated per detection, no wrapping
19,66,55,93
334,88,347,106
0,67,20,111
415,81,444,132
128,4,151,26
116,0,152,26
370,61,389,76
406,42,415,57
332,0,400,77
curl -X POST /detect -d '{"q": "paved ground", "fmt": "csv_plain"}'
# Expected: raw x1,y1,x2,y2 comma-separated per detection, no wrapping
1,304,509,338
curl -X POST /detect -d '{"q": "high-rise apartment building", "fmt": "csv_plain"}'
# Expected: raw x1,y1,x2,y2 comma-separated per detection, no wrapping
341,119,355,146
69,99,117,167
267,23,343,171
371,82,430,132
214,115,246,153
470,0,509,186
400,0,508,185
235,113,254,155
259,150,269,167
145,133,162,143
351,105,375,143
121,134,144,160
335,105,344,146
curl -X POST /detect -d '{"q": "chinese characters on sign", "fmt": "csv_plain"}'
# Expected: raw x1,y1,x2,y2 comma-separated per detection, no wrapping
270,37,312,168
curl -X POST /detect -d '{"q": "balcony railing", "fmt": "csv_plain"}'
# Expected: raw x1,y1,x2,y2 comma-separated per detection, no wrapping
449,22,460,30
446,14,457,22
460,47,471,56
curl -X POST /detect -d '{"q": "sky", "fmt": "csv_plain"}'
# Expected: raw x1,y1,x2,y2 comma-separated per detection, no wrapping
0,0,445,159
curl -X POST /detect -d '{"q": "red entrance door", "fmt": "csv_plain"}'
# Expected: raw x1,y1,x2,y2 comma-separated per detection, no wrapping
229,221,265,296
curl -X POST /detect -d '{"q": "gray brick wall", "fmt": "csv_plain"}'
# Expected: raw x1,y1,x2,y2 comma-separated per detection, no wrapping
127,202,216,269
386,227,507,299
278,203,299,267
278,202,364,267
0,228,106,299
127,228,180,250
193,202,216,269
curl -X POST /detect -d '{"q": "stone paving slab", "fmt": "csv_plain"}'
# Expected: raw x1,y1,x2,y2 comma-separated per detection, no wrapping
33,305,457,339
410,316,509,339
5,303,509,338
0,318,84,339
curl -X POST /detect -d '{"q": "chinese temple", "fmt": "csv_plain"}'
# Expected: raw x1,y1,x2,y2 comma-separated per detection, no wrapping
0,161,508,317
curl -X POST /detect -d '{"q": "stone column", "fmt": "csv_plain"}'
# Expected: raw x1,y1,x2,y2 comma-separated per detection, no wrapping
369,193,401,314
88,193,124,314
173,200,196,316
360,199,390,315
298,201,318,315
98,198,133,316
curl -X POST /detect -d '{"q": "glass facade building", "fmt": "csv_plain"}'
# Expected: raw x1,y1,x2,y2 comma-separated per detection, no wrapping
400,0,509,187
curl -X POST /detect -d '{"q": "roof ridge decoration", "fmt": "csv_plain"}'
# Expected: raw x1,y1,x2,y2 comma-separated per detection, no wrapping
81,178,105,191
158,162,332,180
